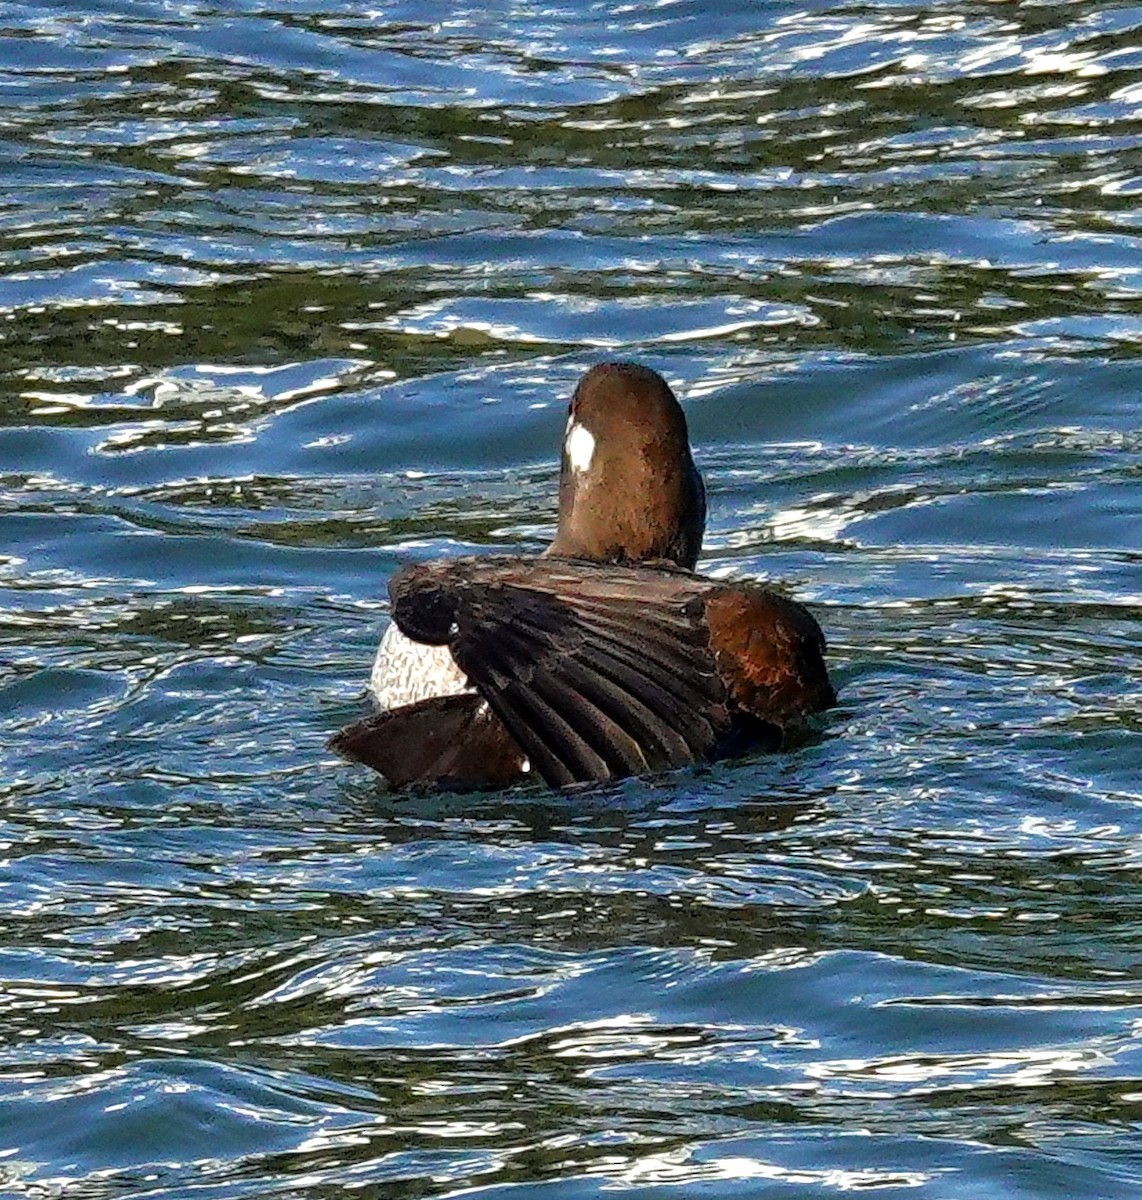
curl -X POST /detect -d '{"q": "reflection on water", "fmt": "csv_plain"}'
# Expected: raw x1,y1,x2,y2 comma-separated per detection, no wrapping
1,1,1141,1198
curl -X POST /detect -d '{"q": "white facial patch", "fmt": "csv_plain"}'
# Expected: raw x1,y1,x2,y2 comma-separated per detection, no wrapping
566,421,596,474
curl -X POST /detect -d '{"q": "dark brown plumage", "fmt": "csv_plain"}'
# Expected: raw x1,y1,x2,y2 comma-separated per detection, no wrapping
546,362,706,570
329,361,835,791
335,555,833,790
328,694,523,790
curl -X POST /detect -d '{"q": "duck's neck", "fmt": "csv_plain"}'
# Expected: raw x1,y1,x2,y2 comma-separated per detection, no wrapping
546,457,706,569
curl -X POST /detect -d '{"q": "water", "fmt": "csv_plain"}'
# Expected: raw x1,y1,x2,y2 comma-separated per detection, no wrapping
1,1,1140,1196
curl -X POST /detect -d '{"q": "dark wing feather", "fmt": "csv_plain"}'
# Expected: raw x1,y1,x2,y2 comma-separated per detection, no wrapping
327,693,524,791
388,557,730,788
704,585,836,733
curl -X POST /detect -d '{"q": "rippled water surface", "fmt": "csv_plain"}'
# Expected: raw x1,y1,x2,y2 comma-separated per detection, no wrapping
2,1,1141,1196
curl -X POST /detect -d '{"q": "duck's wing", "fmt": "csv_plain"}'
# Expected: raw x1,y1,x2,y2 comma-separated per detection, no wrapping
327,693,525,791
704,585,836,732
388,557,730,789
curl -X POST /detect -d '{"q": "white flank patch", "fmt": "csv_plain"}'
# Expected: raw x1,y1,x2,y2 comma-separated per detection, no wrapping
370,623,472,710
566,421,595,473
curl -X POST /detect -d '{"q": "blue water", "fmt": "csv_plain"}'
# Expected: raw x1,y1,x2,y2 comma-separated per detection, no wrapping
2,1,1141,1197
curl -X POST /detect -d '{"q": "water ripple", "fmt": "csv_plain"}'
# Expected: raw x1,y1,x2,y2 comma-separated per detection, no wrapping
1,1,1141,1197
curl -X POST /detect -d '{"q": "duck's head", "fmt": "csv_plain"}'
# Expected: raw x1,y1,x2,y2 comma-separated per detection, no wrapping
546,362,706,570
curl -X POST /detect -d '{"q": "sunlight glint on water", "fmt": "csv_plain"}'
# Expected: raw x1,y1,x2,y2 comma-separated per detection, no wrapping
0,1,1140,1198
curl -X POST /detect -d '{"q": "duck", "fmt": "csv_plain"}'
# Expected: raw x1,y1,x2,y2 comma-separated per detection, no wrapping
328,361,834,790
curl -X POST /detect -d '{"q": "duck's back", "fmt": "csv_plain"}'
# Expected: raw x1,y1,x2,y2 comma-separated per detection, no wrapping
381,555,833,787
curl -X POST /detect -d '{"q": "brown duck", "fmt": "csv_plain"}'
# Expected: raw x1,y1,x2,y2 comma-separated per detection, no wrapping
330,362,834,790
